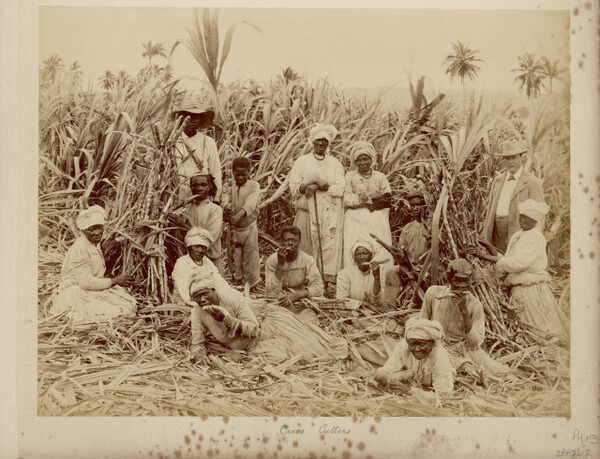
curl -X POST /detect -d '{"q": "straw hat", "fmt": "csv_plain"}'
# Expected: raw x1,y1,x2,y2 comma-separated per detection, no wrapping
499,141,527,157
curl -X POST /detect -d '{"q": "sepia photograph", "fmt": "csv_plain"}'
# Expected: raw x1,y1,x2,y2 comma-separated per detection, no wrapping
4,0,599,457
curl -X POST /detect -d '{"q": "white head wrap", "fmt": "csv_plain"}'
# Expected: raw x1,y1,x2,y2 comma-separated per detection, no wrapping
518,199,549,225
185,227,214,248
351,237,376,263
189,271,216,297
349,140,377,165
76,205,106,230
309,123,338,144
404,317,445,342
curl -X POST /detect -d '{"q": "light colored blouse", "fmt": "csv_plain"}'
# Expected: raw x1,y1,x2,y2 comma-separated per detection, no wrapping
288,153,345,203
399,220,429,265
419,285,485,350
59,235,112,291
380,339,455,394
343,169,391,208
496,227,551,286
336,264,389,303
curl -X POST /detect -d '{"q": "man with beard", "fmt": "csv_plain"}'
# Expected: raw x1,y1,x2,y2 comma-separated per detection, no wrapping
265,225,323,323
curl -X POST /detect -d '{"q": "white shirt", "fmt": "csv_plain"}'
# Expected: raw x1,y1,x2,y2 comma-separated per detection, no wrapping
174,132,222,201
495,167,522,216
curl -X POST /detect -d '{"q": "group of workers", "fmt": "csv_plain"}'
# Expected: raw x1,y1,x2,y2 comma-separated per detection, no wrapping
48,102,569,396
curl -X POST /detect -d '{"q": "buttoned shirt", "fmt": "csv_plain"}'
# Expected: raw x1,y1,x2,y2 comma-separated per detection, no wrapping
496,167,522,216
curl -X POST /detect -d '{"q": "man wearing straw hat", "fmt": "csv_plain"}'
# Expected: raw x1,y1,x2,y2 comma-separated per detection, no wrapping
482,140,544,253
172,100,223,204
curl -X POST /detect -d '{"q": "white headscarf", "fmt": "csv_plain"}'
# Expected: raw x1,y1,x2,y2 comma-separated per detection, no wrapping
349,140,377,165
76,205,106,230
309,123,338,144
518,199,549,225
189,270,216,297
185,227,214,248
351,237,376,263
404,317,445,342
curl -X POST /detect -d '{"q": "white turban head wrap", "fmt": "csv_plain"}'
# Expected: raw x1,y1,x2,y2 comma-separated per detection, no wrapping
404,317,445,342
76,205,106,230
189,270,216,297
351,237,376,263
518,199,549,225
349,140,377,165
185,227,214,248
309,123,338,145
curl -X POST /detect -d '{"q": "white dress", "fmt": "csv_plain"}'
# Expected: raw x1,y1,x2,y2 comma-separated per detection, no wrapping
343,169,392,267
50,236,136,323
496,228,569,339
288,153,345,280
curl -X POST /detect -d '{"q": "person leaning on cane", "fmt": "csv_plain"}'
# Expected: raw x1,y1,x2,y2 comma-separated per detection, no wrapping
482,140,544,253
288,123,345,296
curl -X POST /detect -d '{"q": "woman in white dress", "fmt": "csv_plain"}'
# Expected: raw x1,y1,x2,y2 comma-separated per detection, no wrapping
288,124,345,287
478,199,569,340
342,140,392,267
50,206,136,323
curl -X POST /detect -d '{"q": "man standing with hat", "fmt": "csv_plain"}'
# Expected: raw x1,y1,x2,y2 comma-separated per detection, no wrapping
173,101,222,204
482,140,544,253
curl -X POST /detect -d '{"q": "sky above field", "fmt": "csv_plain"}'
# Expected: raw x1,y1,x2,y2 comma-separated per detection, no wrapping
39,6,570,94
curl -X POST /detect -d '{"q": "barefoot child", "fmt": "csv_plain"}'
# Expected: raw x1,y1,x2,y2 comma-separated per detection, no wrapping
224,157,261,289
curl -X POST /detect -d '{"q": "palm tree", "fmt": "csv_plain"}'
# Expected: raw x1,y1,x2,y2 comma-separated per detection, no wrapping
68,61,83,85
540,57,566,93
443,42,484,89
142,41,166,66
99,70,116,95
512,53,545,99
41,54,63,84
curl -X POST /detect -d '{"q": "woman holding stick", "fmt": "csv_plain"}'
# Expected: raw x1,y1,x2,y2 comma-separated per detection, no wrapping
288,124,345,293
49,206,136,323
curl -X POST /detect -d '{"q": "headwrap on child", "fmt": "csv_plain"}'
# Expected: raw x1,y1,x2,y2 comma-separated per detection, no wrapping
517,199,549,225
405,317,445,342
76,206,106,231
309,123,338,144
185,227,214,248
349,140,377,165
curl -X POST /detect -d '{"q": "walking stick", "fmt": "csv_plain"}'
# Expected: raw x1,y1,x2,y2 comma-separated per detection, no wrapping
313,193,326,281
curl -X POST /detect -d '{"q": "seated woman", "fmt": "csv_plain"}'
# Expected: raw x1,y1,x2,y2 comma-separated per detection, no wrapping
49,206,136,323
477,199,569,340
343,141,392,267
265,225,323,323
336,237,394,311
173,228,348,364
374,318,455,395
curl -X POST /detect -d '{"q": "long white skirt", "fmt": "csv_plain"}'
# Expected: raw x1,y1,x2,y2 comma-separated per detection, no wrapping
50,284,136,323
343,207,392,268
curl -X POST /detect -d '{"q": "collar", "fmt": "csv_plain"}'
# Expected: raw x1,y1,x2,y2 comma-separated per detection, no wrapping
505,167,523,182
